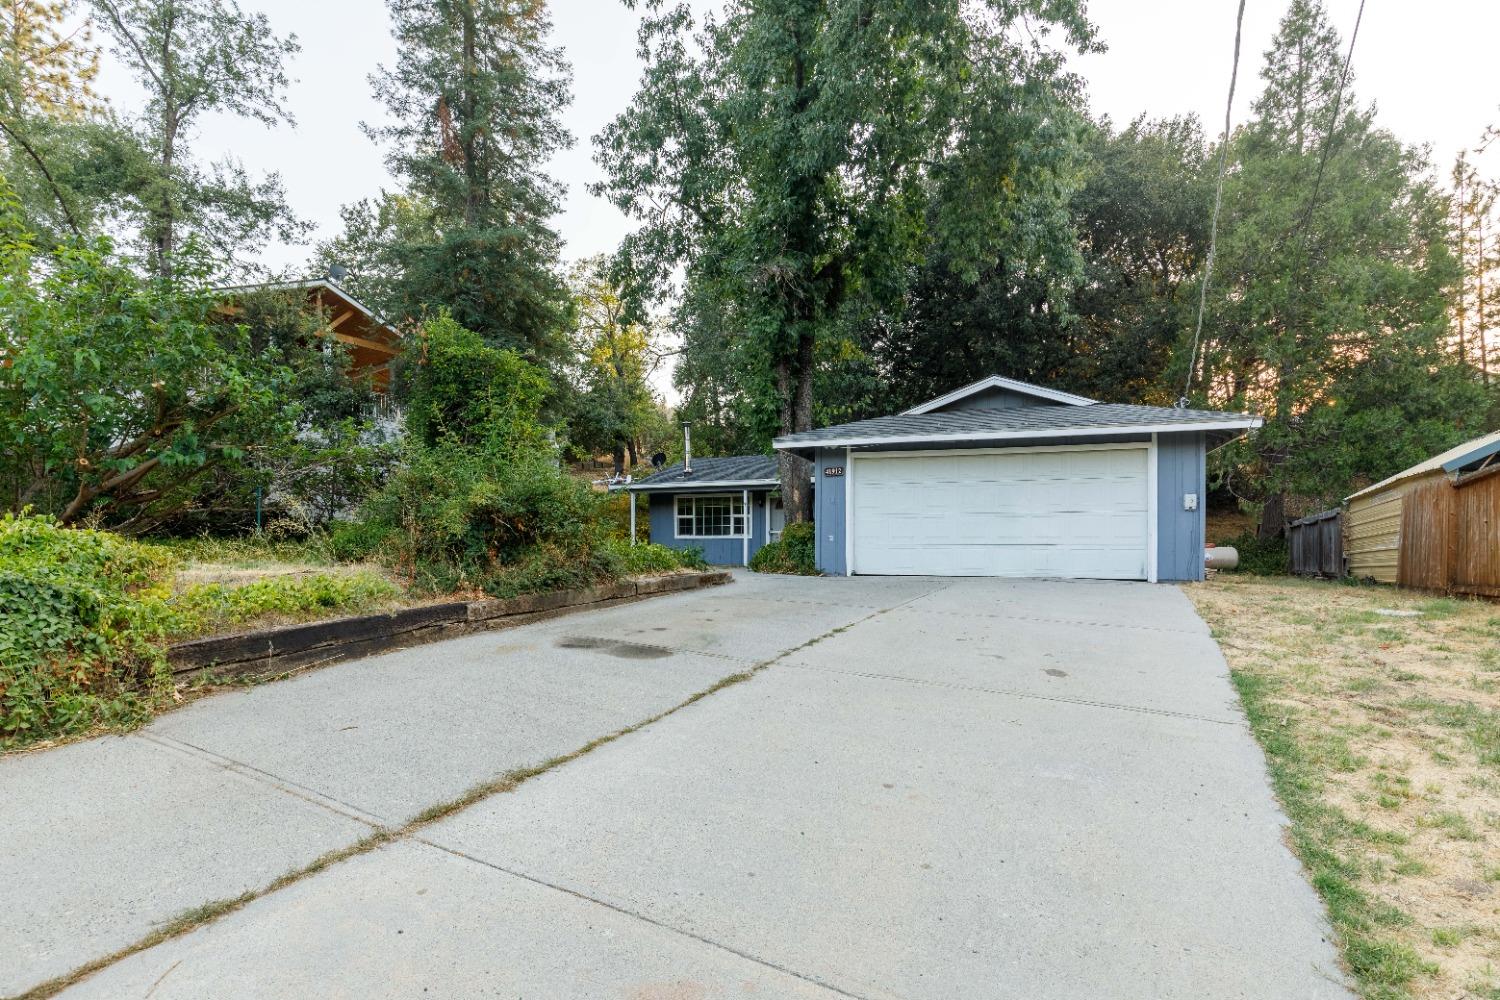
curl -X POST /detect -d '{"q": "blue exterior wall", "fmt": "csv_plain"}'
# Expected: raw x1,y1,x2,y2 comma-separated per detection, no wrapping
813,447,848,576
645,489,773,566
1155,431,1207,582
806,434,1209,581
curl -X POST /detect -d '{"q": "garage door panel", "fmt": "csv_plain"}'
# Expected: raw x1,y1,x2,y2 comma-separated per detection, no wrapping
851,448,1150,580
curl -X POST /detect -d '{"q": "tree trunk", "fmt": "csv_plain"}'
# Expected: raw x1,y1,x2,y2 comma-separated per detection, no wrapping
1258,492,1286,540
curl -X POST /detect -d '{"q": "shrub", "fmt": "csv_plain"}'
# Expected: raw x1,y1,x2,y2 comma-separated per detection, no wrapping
1220,531,1290,576
600,540,705,577
0,514,178,746
355,446,613,595
0,514,406,748
749,521,819,575
166,572,401,637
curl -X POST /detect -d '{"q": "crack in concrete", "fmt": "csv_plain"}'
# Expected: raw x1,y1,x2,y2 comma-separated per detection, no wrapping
412,837,889,1000
781,662,1243,726
134,733,390,828
891,600,1212,637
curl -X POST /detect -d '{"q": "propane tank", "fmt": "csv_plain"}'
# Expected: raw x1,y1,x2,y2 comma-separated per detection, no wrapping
1205,546,1239,571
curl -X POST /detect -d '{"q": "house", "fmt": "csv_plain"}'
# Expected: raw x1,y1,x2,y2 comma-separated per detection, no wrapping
632,375,1261,579
215,277,402,394
626,455,791,566
1344,428,1500,585
773,375,1259,581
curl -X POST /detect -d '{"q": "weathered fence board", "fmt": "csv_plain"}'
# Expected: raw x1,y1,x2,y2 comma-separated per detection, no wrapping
1397,469,1500,597
1289,509,1344,577
1452,466,1500,597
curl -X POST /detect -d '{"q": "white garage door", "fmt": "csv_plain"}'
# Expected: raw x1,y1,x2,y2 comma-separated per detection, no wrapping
851,447,1150,579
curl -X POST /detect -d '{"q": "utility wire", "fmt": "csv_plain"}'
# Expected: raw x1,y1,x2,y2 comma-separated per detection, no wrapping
1295,0,1368,240
1180,0,1248,408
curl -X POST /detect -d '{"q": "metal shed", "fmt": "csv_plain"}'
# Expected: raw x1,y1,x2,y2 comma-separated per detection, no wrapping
1344,429,1500,584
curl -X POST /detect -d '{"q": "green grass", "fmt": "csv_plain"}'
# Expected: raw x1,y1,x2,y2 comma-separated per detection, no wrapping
1232,669,1434,998
156,533,344,569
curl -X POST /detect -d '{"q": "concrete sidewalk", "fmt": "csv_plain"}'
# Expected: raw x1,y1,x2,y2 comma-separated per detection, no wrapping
21,575,1351,1000
2,573,935,997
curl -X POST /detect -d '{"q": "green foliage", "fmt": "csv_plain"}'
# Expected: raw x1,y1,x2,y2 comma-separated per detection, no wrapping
1200,0,1487,527
317,0,571,353
562,256,663,472
167,572,400,638
749,521,818,576
0,513,177,745
599,0,1100,514
85,0,304,278
0,196,297,529
0,513,407,747
401,314,553,453
356,446,604,593
602,540,704,576
1220,531,1289,577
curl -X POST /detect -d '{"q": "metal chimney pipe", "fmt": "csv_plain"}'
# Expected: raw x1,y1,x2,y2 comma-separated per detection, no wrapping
682,422,693,474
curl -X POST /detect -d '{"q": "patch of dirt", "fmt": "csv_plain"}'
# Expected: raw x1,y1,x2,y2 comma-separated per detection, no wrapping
1186,574,1500,998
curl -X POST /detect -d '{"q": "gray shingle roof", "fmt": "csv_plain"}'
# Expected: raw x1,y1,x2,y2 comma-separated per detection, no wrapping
628,455,779,491
774,403,1259,451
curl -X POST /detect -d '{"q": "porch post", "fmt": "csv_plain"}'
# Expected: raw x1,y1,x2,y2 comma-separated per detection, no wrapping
629,492,637,546
742,488,750,566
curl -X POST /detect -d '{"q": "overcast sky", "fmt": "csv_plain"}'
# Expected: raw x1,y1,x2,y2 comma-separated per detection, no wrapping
87,0,1500,278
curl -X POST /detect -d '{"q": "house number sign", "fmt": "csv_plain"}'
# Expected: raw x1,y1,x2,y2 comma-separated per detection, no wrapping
824,466,845,477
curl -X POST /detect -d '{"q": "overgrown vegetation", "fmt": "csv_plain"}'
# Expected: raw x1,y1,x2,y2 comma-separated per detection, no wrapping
1220,531,1290,576
334,317,701,597
749,521,819,576
0,514,402,750
1190,575,1500,999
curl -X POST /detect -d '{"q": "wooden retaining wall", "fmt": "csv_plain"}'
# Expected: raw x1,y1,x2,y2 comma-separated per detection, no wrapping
168,571,733,680
1396,468,1500,598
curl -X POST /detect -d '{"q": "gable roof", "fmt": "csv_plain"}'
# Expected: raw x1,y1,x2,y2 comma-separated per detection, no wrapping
627,455,780,492
903,375,1097,414
774,402,1260,456
1347,428,1500,501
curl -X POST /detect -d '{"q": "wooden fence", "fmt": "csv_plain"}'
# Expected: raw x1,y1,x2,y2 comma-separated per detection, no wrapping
1289,509,1345,577
1397,466,1500,598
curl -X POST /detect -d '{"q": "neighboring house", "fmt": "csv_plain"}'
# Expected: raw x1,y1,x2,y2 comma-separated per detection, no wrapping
1344,428,1500,585
626,456,793,566
631,375,1261,580
216,278,403,396
774,375,1260,581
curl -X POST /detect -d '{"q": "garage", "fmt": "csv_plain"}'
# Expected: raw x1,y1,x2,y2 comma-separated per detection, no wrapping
773,374,1262,582
851,446,1151,579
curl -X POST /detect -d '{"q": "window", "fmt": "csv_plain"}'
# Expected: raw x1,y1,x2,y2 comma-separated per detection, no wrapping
676,494,746,538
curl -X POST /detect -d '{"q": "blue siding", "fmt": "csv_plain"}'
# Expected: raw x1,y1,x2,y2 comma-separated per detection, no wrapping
1155,431,1207,582
646,489,773,566
813,447,848,575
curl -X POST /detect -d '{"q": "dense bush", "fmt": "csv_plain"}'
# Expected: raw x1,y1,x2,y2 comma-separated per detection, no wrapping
0,514,406,748
342,316,702,597
0,514,178,745
749,521,819,575
1219,531,1289,576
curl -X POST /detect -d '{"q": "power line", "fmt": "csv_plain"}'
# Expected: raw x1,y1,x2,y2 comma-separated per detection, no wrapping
1180,0,1248,408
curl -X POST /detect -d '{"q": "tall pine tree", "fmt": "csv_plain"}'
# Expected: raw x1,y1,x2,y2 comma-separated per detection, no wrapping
1196,0,1486,533
346,0,572,356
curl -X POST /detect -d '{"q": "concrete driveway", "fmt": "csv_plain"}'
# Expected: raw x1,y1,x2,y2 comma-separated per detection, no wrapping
3,573,1350,999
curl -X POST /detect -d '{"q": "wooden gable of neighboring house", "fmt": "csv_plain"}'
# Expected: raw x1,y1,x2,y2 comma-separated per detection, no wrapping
215,278,403,393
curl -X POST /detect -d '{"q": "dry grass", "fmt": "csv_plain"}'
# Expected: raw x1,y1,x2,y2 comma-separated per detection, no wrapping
1186,574,1500,1000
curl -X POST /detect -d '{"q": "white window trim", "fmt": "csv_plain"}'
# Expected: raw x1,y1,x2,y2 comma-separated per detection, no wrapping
674,493,749,539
